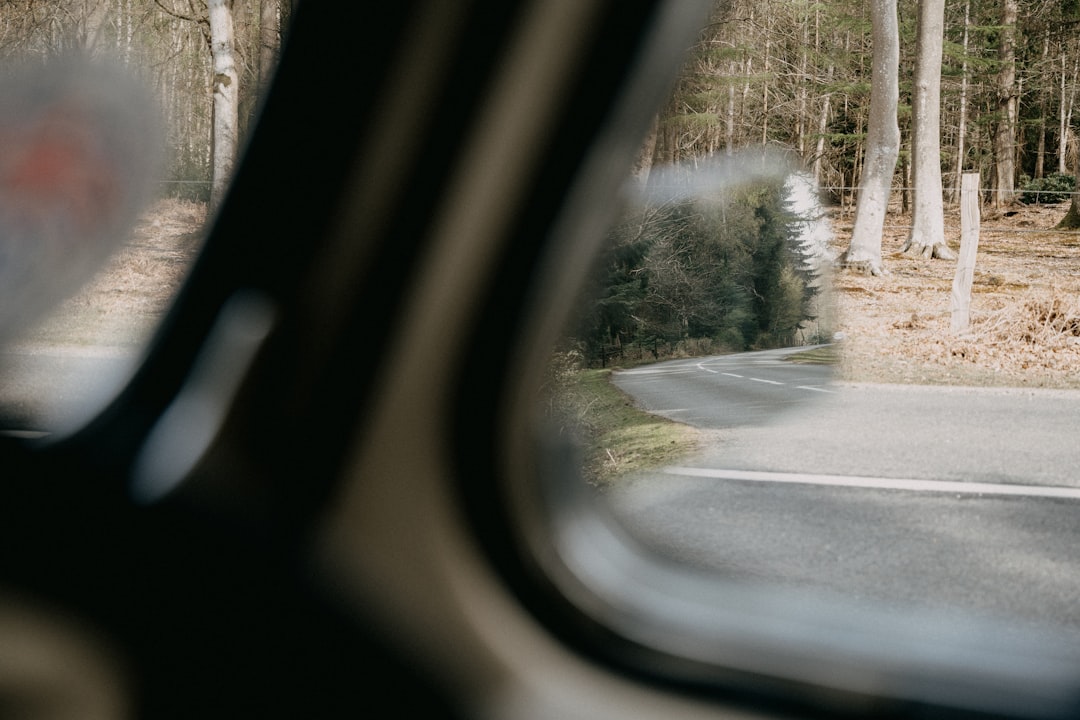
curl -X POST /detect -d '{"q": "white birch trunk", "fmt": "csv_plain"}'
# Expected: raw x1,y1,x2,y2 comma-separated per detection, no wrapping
902,0,953,260
1060,54,1069,175
208,0,239,209
842,0,900,276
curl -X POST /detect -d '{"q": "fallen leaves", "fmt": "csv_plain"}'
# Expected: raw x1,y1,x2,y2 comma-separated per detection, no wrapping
832,203,1080,388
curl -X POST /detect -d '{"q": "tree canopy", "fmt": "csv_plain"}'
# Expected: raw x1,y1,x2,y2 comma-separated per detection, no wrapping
571,156,830,364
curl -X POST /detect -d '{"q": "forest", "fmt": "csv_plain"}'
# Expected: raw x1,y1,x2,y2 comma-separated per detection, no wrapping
571,0,1080,364
0,0,1064,207
0,0,1077,365
0,0,291,204
646,0,1078,206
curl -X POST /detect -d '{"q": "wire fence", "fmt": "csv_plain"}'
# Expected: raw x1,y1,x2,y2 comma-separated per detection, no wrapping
147,180,1080,236
820,184,1080,236
819,185,1080,200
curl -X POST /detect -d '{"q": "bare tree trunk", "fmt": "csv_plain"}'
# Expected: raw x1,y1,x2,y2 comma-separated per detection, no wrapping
900,150,910,214
259,0,279,95
1058,128,1080,228
761,36,770,145
902,0,953,260
797,9,810,157
208,0,238,209
842,0,900,276
725,60,735,156
812,67,833,185
1060,54,1069,175
1035,119,1046,180
649,92,677,170
1033,29,1051,180
1060,53,1078,175
952,0,971,203
635,115,658,182
121,0,134,64
811,8,831,184
992,0,1018,207
82,0,109,56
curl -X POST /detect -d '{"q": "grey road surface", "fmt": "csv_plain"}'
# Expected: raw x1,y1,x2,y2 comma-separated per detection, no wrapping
0,345,137,432
606,350,1080,640
610,347,832,429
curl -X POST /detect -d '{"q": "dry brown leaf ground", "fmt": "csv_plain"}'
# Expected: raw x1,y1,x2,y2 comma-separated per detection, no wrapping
831,200,1080,389
19,198,208,349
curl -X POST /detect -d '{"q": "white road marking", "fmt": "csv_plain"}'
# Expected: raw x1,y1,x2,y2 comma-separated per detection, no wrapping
663,467,1080,500
796,385,834,393
721,372,743,378
749,377,784,385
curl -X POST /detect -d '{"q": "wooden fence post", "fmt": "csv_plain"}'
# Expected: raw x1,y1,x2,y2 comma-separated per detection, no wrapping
951,173,981,333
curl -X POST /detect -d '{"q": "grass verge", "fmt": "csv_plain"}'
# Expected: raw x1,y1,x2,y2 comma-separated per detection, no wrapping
552,368,701,486
783,344,838,365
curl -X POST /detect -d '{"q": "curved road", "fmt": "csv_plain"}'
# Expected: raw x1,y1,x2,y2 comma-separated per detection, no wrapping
606,348,1080,643
611,346,831,429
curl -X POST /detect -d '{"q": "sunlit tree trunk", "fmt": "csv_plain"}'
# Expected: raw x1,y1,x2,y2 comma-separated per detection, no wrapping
951,0,971,203
797,9,810,157
811,5,831,184
1060,54,1078,175
842,0,900,276
208,0,238,209
993,0,1018,207
812,67,833,185
902,0,953,260
119,0,134,64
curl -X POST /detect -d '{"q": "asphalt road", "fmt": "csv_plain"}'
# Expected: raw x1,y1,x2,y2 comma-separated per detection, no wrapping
606,350,1080,640
611,347,832,429
0,345,138,433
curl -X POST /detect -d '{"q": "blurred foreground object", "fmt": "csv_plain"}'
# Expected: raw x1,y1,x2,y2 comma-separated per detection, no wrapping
0,56,161,346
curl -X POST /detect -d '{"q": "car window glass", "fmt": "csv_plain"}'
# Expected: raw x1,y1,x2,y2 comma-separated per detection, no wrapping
543,0,1080,652
0,0,291,436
